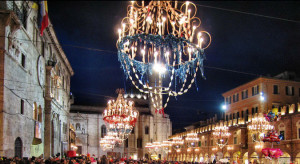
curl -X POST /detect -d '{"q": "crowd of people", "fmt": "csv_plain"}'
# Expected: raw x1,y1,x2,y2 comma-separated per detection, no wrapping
0,154,230,164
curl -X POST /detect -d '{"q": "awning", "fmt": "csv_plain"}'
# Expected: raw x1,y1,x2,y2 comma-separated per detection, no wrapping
32,138,42,145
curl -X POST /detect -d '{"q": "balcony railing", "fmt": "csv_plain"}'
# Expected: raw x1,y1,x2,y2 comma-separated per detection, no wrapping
6,1,28,28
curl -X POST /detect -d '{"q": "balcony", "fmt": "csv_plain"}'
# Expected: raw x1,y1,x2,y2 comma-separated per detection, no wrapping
6,1,28,28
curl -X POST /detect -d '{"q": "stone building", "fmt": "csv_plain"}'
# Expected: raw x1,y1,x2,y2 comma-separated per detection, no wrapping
0,1,73,158
69,93,172,160
168,72,300,164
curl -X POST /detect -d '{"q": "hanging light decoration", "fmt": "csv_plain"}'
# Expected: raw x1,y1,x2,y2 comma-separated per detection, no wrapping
247,113,274,142
185,133,199,148
212,123,231,148
103,89,139,141
100,132,122,150
116,1,211,111
171,137,184,150
161,140,172,153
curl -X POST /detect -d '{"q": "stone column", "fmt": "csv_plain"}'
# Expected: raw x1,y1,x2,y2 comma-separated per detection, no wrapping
44,66,53,158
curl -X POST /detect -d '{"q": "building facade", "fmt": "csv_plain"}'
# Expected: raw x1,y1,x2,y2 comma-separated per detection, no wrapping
168,73,300,164
69,94,172,160
0,1,74,158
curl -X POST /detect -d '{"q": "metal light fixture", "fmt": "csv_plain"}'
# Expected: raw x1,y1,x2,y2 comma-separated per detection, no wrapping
116,1,211,110
103,89,139,141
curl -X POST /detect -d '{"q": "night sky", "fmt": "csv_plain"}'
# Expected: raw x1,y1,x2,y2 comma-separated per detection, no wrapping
47,1,300,130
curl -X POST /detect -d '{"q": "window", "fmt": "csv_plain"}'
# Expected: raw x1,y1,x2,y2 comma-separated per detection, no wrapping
233,93,239,103
226,115,228,121
137,138,143,148
205,141,207,146
234,137,237,144
245,109,249,122
241,111,244,118
101,125,106,138
131,127,135,134
280,131,285,140
298,128,300,139
242,90,248,99
145,126,149,135
286,86,294,96
125,139,128,148
226,96,231,104
210,140,213,146
252,85,259,96
233,113,235,119
20,100,24,115
237,112,240,119
21,54,26,68
63,123,67,134
273,85,279,94
198,141,201,147
22,5,28,29
38,106,42,122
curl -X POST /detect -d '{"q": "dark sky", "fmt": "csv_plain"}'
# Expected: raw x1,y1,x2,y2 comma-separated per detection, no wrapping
47,1,300,130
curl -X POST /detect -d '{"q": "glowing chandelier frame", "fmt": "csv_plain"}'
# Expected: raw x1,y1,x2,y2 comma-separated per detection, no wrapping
100,132,122,150
185,133,199,148
116,1,211,110
103,89,139,141
247,113,274,142
212,123,231,148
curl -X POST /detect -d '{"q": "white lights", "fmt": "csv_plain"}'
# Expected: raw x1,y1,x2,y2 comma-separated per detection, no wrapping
260,92,265,101
153,63,167,74
222,104,227,110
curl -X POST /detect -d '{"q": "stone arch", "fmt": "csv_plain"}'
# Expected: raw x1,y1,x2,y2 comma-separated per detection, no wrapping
199,153,204,162
186,153,190,162
216,152,223,161
296,120,300,139
296,152,300,164
250,152,259,164
278,122,286,140
204,153,209,163
233,151,241,163
15,137,22,158
210,154,216,163
76,123,81,130
278,152,290,164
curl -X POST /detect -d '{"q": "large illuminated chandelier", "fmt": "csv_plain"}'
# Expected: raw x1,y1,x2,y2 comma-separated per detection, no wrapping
161,140,172,153
247,113,274,142
171,137,184,151
185,133,199,148
212,123,231,148
103,89,139,141
116,1,211,110
100,132,122,150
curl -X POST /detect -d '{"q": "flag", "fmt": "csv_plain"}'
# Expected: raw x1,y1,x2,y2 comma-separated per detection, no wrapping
39,1,49,36
32,2,38,10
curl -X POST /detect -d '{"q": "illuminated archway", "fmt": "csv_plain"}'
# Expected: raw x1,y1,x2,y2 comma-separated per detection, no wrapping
278,152,290,164
204,153,209,163
199,153,204,162
233,151,241,163
250,152,260,164
296,152,300,164
243,152,249,164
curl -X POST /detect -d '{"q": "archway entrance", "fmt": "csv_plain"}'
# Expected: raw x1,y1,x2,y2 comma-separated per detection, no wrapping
250,152,260,164
15,137,22,158
243,152,249,164
278,152,290,164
